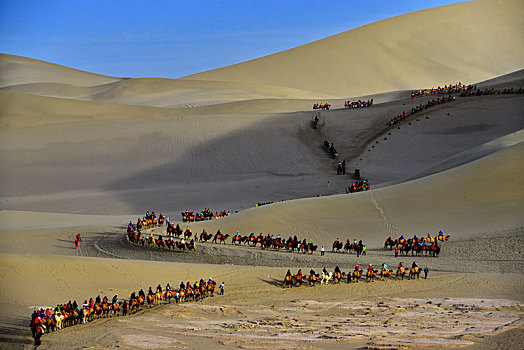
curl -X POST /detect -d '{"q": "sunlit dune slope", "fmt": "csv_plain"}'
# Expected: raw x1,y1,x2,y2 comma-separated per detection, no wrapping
184,0,524,97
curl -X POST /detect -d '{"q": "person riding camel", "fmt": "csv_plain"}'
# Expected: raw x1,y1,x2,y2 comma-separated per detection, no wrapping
112,295,118,304
102,296,108,304
180,282,185,290
187,281,192,290
355,265,359,271
368,264,373,271
412,261,417,269
166,283,171,291
297,269,302,278
95,295,101,305
148,287,153,296
322,267,328,274
208,277,214,285
286,270,291,277
382,263,388,269
130,292,136,301
310,269,316,276
156,284,162,293
334,266,341,274
139,289,145,298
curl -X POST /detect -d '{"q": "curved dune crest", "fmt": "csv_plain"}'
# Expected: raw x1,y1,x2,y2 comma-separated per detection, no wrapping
184,0,524,97
0,53,120,88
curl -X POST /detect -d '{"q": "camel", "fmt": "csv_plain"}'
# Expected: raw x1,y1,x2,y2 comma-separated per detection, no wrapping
380,268,392,281
333,271,345,284
213,233,229,244
207,282,216,296
396,267,407,280
147,294,155,308
366,269,377,282
409,267,422,279
155,291,163,305
321,272,333,285
351,270,361,283
283,275,293,288
308,274,318,286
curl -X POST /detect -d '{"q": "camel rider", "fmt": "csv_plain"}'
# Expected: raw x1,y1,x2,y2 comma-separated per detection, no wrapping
187,281,192,290
355,265,359,272
208,277,214,285
322,267,328,274
297,269,302,278
412,261,417,269
368,264,373,271
139,289,145,298
286,270,291,277
334,266,341,274
382,263,388,270
112,295,118,304
96,295,101,304
166,284,171,291
148,287,153,296
353,239,357,245
310,269,316,276
130,292,136,301
400,235,404,240
89,298,94,308
236,231,241,238
398,262,403,269
149,232,153,239
414,234,417,240
181,239,185,244
102,296,108,304
309,239,313,245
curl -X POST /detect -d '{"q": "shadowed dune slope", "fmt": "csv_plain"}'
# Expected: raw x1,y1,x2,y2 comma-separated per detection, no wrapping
184,0,524,97
193,140,524,248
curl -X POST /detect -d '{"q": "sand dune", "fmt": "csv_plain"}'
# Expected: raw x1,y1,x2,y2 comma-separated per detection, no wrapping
0,53,120,88
192,140,524,247
185,0,524,97
1,2,523,348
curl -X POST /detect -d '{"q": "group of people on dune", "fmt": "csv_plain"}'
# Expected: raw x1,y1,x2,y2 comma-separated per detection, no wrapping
127,223,197,251
313,103,331,110
284,261,429,288
411,82,465,98
460,86,523,97
30,278,224,346
136,211,166,230
346,179,370,193
323,139,338,158
388,95,455,126
331,238,367,257
384,232,449,257
344,99,373,109
181,208,231,222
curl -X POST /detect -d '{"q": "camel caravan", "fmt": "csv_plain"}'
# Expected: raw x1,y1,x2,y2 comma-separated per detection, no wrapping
181,208,231,222
331,238,367,256
30,278,219,346
344,99,373,108
388,95,456,127
283,262,428,288
128,221,196,251
312,103,331,110
384,232,450,257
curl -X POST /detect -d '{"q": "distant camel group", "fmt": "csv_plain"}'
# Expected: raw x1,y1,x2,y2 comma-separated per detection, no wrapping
283,262,427,288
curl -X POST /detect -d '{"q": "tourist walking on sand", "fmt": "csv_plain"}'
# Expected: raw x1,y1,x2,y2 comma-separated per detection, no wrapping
321,246,325,256
424,267,429,279
219,282,225,295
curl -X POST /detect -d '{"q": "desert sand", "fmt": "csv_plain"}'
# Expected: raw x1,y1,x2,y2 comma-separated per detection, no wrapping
1,0,523,349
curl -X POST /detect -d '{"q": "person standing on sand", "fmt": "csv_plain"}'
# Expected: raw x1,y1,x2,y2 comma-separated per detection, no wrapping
424,267,429,279
219,282,225,295
122,300,127,316
321,246,325,256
